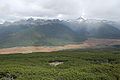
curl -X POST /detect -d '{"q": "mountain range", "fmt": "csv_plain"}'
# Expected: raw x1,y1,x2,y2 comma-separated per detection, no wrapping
0,17,120,48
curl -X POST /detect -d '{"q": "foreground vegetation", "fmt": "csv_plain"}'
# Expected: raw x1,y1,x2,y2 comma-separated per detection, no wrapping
0,48,120,80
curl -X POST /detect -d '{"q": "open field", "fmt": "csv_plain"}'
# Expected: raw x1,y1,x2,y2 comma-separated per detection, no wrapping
0,48,120,80
0,39,120,54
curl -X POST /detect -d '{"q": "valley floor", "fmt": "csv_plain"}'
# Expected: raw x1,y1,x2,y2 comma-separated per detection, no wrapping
0,48,120,80
0,38,120,54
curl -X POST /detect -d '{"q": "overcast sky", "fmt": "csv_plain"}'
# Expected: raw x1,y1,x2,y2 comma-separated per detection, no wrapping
0,0,120,23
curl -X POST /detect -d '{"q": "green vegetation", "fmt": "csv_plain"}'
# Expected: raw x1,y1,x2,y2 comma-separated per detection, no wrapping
0,48,120,80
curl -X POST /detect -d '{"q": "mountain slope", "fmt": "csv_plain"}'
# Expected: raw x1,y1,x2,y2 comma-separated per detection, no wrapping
67,18,120,39
0,19,85,48
85,23,120,39
0,18,120,48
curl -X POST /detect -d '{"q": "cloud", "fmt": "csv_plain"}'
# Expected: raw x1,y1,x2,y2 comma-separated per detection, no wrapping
0,0,120,22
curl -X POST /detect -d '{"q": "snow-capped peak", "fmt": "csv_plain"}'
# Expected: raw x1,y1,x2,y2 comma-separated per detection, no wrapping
76,16,85,22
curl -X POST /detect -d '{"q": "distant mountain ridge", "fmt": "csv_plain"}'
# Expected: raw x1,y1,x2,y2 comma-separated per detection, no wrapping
0,18,120,48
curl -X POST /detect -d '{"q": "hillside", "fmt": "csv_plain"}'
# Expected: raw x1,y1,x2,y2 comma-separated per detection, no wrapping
0,18,120,48
0,19,85,48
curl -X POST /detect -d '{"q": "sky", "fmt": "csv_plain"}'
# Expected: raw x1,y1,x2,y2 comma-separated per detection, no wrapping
0,0,120,23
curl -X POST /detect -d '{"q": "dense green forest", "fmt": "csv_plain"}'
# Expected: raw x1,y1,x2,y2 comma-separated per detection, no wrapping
0,48,120,80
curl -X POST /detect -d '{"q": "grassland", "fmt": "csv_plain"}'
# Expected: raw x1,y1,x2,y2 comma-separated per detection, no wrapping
0,48,120,80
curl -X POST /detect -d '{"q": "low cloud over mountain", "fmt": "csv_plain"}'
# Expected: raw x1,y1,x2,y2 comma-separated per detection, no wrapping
0,0,120,22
